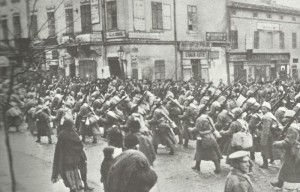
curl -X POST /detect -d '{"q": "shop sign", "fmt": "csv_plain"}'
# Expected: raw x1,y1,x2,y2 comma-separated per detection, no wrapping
179,41,210,51
90,33,102,42
80,0,90,4
128,32,160,39
229,54,246,61
76,34,91,43
257,22,280,31
91,0,100,24
251,54,289,61
106,31,126,39
46,60,59,66
183,51,207,59
206,32,227,42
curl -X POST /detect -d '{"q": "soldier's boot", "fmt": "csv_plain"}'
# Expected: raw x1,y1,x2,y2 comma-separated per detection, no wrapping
154,145,158,154
250,152,255,161
36,136,41,143
213,160,221,174
192,161,200,172
169,145,175,155
260,157,269,169
92,136,97,144
270,180,284,188
183,139,189,148
48,136,52,144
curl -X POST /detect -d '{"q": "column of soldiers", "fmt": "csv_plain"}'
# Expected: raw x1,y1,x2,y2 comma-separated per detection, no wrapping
2,75,300,192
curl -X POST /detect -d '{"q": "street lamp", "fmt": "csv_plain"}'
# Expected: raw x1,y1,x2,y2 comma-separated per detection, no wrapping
117,46,125,80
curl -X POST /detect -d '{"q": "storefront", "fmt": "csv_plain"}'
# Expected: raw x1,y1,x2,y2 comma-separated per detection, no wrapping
229,53,290,82
0,56,9,80
179,41,228,84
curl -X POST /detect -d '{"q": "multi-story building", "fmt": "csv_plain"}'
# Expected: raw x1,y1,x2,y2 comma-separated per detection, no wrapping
2,0,299,83
227,0,300,82
0,0,230,84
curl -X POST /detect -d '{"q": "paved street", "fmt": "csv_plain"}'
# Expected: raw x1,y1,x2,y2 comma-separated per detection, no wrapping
1,123,300,192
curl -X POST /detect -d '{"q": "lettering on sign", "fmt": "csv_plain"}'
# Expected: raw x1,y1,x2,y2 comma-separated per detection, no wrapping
179,41,210,51
206,32,227,42
257,23,280,31
128,32,160,39
106,31,126,39
183,51,207,59
251,54,289,61
229,54,246,61
91,0,100,24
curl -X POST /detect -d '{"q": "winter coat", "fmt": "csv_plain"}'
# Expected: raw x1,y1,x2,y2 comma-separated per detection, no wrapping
274,124,300,183
191,114,222,161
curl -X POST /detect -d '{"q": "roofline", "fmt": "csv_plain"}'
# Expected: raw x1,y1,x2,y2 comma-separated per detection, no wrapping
228,1,300,16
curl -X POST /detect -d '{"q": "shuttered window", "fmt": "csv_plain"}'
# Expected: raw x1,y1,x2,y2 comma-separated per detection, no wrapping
107,1,117,30
13,15,21,38
163,4,171,30
133,0,146,31
154,60,165,80
187,5,197,31
65,8,74,34
292,33,297,49
1,19,8,44
229,30,238,49
30,15,38,37
280,32,285,49
47,12,56,37
81,4,92,33
151,2,163,30
254,31,259,49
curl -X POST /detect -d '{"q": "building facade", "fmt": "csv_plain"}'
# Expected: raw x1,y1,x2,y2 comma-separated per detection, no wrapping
227,0,300,82
2,0,299,83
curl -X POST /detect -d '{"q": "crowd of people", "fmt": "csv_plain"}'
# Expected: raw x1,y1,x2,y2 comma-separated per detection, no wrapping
1,75,300,192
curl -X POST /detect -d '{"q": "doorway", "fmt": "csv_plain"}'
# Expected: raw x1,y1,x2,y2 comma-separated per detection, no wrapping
108,57,122,78
191,59,200,80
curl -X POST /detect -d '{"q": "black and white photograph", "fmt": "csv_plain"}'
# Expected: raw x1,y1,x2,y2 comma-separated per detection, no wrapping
1,0,300,191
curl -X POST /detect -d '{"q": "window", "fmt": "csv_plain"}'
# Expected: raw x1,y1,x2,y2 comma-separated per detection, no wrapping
154,60,165,80
267,32,273,49
81,4,92,33
280,15,284,20
65,8,74,34
293,58,298,63
47,12,56,37
279,32,284,49
163,4,171,30
151,2,163,30
13,15,21,38
1,19,8,43
187,5,197,31
133,0,146,31
30,15,38,37
254,31,259,49
107,1,117,30
267,13,272,19
292,17,296,21
229,30,238,49
292,33,297,49
253,12,258,18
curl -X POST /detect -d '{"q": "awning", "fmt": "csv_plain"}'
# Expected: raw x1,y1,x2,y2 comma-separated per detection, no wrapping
0,56,9,67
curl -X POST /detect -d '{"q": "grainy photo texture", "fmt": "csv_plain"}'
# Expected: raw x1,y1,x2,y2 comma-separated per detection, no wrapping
1,0,300,191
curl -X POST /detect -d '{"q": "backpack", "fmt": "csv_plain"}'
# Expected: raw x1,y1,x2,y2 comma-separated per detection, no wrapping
231,119,253,149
